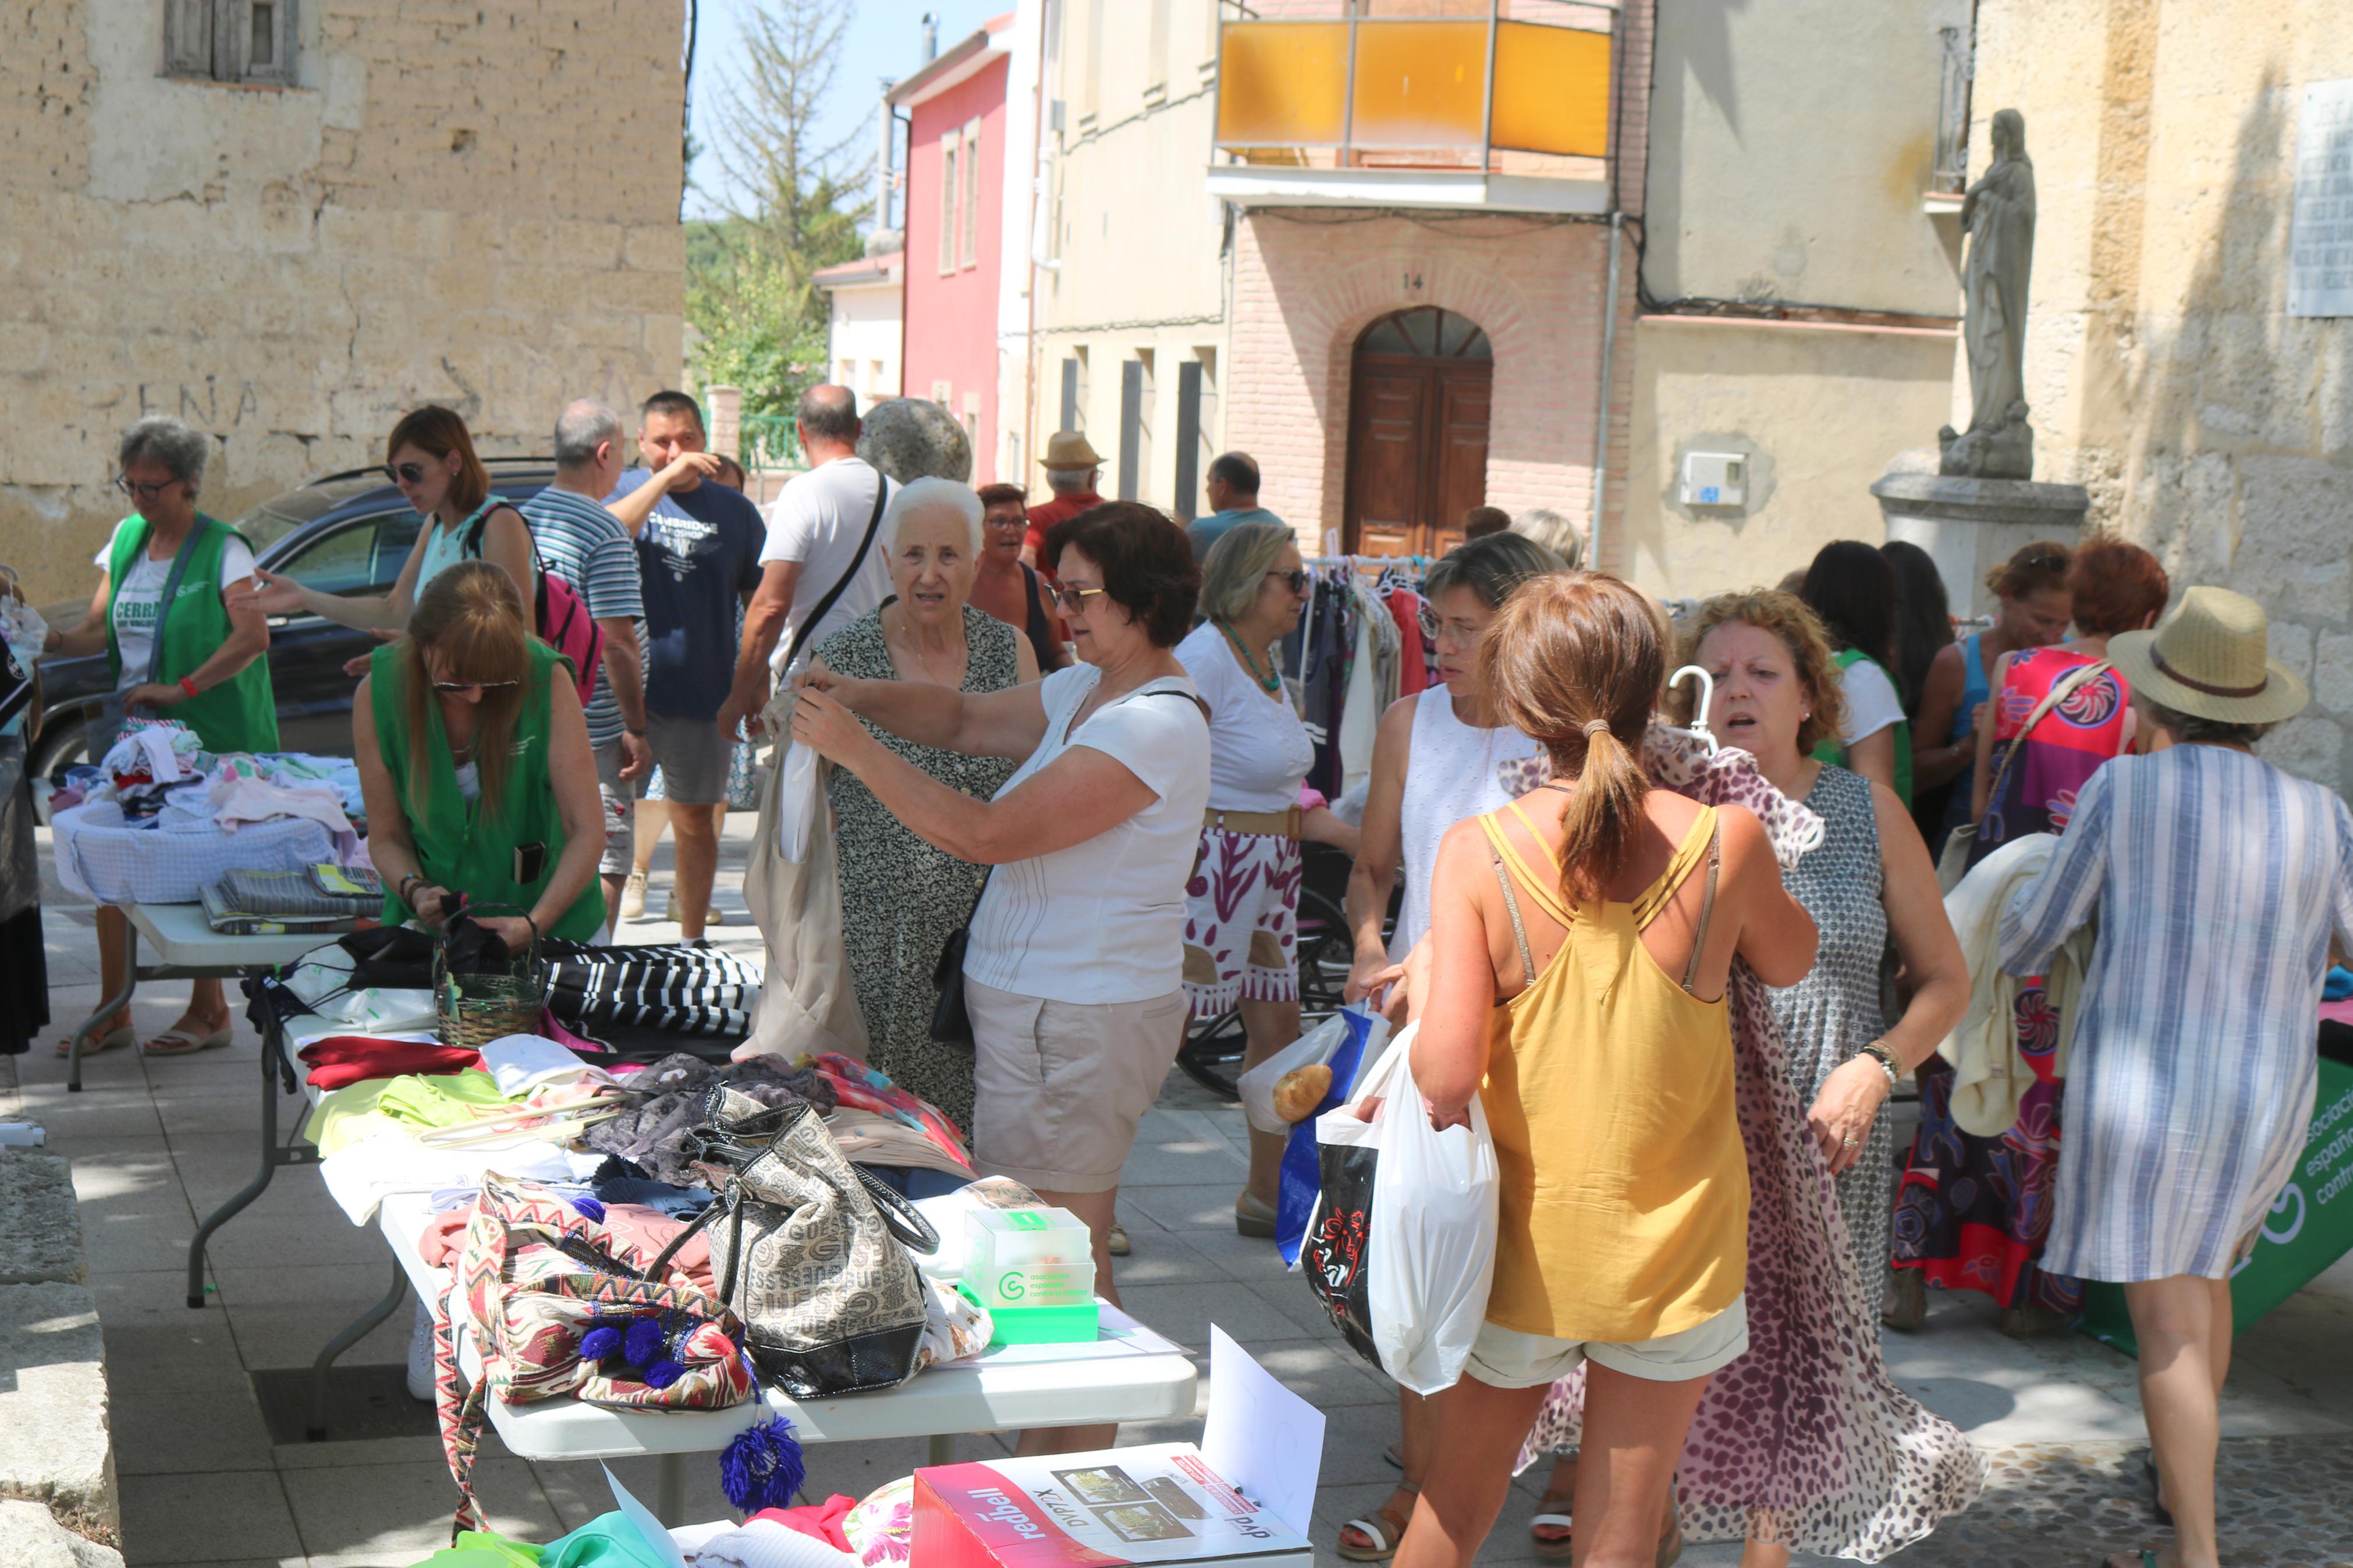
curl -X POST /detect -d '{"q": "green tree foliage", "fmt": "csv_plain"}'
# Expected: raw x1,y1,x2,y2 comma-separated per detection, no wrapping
686,0,872,418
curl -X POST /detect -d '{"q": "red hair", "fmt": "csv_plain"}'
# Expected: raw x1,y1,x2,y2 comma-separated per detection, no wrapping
2066,538,2170,637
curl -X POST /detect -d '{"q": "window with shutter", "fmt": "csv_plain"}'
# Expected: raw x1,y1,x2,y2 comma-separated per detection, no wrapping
164,0,214,76
166,0,297,85
939,137,960,275
961,122,982,269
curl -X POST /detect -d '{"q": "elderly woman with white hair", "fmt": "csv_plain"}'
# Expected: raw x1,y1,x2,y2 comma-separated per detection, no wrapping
45,415,277,1058
1509,507,1585,569
810,478,1039,1131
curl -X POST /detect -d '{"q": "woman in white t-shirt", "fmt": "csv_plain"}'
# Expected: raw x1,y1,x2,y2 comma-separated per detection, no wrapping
1171,522,1342,1240
44,417,276,1059
793,502,1208,1448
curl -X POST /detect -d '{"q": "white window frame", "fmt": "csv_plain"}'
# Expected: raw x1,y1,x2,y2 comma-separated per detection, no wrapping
938,134,960,276
961,120,984,270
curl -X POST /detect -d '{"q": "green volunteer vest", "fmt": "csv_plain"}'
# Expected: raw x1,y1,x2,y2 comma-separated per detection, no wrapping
370,639,604,940
1811,647,1914,808
105,513,279,754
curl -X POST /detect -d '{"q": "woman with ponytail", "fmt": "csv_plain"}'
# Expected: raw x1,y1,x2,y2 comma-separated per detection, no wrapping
1391,573,1818,1568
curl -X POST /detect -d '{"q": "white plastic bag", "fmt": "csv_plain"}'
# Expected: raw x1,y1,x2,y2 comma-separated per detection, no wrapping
776,739,821,863
1365,1021,1499,1395
1238,1007,1386,1135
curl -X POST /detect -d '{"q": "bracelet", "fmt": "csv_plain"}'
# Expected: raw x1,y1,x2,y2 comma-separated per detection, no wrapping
397,874,422,904
178,675,199,699
1859,1040,1901,1086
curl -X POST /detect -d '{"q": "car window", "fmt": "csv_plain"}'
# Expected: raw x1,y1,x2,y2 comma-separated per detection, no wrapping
278,522,377,599
373,515,420,589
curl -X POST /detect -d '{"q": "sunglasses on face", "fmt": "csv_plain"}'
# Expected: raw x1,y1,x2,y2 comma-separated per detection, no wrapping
1266,568,1309,594
384,461,431,486
431,679,518,695
1053,584,1110,614
114,475,182,503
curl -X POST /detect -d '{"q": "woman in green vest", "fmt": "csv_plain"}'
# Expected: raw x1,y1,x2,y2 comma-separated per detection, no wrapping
1798,541,1915,808
354,561,605,949
44,415,277,1059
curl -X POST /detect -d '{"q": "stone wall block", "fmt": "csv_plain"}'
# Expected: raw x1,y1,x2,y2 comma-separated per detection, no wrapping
0,1152,86,1288
0,1283,114,1546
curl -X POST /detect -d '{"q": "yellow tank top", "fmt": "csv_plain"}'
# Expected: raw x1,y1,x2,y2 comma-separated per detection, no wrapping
1476,801,1748,1342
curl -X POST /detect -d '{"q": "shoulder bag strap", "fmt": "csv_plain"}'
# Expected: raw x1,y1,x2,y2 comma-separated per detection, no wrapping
780,468,890,675
144,520,213,685
1981,659,2111,816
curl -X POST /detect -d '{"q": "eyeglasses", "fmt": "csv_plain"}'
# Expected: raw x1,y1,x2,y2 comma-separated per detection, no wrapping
114,475,182,503
1053,584,1110,614
431,679,518,695
384,461,430,486
1266,569,1310,594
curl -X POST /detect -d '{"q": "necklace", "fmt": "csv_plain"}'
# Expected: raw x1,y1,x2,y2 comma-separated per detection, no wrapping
1216,620,1282,694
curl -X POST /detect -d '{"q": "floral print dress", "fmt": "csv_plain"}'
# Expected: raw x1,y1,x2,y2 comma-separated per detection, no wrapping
815,603,1020,1132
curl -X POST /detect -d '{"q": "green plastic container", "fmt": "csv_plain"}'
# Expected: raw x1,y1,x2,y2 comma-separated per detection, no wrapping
958,1282,1099,1345
2079,1054,2353,1356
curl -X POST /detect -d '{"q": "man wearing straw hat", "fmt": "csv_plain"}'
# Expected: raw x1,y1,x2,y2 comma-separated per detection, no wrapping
1022,431,1106,586
1997,585,2349,1568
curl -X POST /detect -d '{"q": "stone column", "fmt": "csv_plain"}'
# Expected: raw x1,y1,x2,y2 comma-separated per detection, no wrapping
705,385,744,461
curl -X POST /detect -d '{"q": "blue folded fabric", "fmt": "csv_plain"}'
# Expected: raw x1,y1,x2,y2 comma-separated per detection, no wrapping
590,1154,714,1219
2326,966,2353,1001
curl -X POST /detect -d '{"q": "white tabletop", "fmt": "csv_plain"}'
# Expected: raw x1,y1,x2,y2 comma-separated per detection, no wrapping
376,1193,1199,1462
123,902,339,970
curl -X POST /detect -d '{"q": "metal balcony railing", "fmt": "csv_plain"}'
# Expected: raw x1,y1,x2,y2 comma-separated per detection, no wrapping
737,414,805,474
1213,1,1615,171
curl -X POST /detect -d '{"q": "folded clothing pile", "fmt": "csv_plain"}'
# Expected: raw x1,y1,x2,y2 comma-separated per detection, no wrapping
201,863,382,934
541,939,762,1039
579,1052,836,1185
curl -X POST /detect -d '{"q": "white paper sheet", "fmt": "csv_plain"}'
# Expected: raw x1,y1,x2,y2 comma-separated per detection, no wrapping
1201,1327,1325,1539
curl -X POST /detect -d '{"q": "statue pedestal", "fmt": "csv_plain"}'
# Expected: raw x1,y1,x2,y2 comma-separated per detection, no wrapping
1871,471,2090,620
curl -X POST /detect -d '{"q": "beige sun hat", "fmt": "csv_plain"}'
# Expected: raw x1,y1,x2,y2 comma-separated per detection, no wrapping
1038,430,1105,470
2106,585,2308,726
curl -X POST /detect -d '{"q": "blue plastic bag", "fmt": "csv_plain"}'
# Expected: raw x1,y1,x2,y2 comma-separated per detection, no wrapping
1274,1004,1387,1265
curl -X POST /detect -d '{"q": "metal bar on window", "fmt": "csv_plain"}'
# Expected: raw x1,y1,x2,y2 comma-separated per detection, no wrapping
1480,0,1498,174
1340,9,1358,169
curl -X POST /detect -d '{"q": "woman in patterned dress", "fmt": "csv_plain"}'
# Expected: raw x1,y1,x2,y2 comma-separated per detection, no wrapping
811,479,1038,1132
1890,539,2170,1333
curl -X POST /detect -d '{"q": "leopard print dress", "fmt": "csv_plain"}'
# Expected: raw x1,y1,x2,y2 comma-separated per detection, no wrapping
1513,736,1985,1563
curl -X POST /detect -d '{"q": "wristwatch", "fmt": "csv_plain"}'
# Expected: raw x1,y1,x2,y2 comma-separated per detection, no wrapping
1859,1040,1901,1085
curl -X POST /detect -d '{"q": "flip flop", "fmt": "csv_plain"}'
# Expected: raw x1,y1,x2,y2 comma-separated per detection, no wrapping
2096,1552,2160,1568
56,1025,133,1058
1336,1484,1417,1563
142,1025,232,1058
1529,1490,1574,1560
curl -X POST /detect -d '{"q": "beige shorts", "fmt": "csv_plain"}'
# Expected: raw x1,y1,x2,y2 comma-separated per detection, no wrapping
1465,1296,1749,1389
964,977,1188,1193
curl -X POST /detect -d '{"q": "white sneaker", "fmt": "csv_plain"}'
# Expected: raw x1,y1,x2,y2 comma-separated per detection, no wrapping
619,869,648,920
406,1302,436,1402
663,891,722,926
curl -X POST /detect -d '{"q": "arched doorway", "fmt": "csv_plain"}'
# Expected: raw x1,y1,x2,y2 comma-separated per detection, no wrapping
1343,307,1493,557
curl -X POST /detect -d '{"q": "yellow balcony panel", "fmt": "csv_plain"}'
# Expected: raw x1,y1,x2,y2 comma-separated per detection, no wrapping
1348,20,1488,150
1491,21,1610,158
1216,22,1350,148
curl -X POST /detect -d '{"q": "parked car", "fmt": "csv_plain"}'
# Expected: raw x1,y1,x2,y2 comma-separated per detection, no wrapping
31,458,559,780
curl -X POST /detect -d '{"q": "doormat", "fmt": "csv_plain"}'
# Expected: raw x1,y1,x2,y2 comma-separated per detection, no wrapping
250,1364,441,1444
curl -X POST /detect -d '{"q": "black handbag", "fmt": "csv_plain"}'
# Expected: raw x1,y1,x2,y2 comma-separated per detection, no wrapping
928,865,991,1050
651,1087,942,1398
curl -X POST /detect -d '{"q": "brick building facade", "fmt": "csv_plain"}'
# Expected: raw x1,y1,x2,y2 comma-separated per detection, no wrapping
2,0,685,598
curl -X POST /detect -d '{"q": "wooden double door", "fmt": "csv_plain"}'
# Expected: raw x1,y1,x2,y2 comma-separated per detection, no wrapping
1343,307,1493,558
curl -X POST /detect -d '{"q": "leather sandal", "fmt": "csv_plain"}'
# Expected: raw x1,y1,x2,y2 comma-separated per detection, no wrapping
1106,1224,1131,1257
1529,1490,1574,1560
1336,1483,1417,1563
142,1023,232,1057
56,1024,133,1057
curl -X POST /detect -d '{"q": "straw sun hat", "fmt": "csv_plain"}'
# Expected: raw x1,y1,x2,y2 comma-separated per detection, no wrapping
2107,585,2309,726
1038,431,1105,470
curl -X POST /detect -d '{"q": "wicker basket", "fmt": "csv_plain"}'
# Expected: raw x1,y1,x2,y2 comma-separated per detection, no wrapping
434,906,549,1049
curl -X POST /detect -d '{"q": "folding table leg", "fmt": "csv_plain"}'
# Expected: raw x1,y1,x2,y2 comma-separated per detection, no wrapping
66,925,138,1094
186,1014,286,1307
928,1433,957,1466
305,1261,410,1440
656,1453,687,1526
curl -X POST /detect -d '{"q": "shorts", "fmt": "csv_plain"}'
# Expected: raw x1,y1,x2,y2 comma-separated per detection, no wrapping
1464,1296,1749,1389
637,710,729,805
641,738,760,810
964,977,1188,1193
1181,827,1301,1014
592,739,635,877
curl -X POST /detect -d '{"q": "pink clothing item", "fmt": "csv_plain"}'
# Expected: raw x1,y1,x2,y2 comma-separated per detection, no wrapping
1297,784,1328,813
750,1495,859,1552
209,776,356,851
807,1052,970,1157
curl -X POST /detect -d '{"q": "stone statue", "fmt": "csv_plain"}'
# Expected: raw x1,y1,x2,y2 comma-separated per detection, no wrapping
857,396,973,483
1940,108,2038,479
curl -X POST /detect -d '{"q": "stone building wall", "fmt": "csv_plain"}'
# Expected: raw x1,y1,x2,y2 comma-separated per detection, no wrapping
1,0,685,599
1971,0,2353,792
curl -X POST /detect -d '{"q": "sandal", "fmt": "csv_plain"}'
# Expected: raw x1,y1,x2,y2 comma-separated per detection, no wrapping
1236,1191,1277,1239
2097,1552,2161,1568
2143,1453,2171,1528
56,1024,133,1058
1106,1225,1131,1257
142,1023,232,1057
1382,1442,1403,1471
1336,1484,1417,1563
1529,1490,1574,1560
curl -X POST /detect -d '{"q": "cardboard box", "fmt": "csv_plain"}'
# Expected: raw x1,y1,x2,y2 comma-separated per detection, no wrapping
914,1445,1313,1567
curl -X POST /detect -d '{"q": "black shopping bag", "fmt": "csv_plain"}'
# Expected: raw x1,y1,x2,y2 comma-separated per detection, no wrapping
1302,1136,1381,1367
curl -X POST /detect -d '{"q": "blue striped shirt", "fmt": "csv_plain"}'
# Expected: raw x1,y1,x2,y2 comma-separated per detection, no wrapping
519,486,644,747
2000,745,2353,1280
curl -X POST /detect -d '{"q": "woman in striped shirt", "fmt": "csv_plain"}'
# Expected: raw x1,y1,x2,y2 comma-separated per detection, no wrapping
1999,587,2353,1568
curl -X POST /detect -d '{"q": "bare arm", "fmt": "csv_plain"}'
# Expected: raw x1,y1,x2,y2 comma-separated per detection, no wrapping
478,506,536,606
1844,726,1898,795
596,616,650,780
1969,650,2014,820
1910,643,1973,790
353,675,434,923
720,558,800,737
235,523,425,632
1725,807,1818,987
44,574,117,659
792,684,1154,863
604,455,722,538
527,673,608,937
1407,820,1504,1122
802,664,1050,761
1344,695,1417,1002
123,592,270,715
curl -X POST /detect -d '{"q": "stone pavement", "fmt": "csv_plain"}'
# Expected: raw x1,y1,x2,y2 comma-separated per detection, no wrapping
5,813,2351,1567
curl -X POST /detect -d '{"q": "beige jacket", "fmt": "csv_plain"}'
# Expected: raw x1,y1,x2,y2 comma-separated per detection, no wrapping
1937,832,2095,1136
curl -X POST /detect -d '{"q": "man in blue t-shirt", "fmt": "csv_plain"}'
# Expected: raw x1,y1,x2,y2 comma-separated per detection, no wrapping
1186,451,1284,563
606,390,766,939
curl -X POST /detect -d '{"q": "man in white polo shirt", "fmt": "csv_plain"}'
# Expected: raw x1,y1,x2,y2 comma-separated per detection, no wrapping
718,384,890,740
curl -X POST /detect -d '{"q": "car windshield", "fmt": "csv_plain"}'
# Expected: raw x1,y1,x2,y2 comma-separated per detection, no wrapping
228,475,390,557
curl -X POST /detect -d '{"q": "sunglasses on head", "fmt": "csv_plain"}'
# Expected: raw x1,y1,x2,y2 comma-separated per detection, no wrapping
384,461,431,486
431,679,518,695
114,474,182,502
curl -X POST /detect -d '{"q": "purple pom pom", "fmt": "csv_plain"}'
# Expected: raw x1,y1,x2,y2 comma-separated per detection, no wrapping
720,1413,804,1513
643,1359,685,1389
579,1326,623,1363
569,1196,607,1223
623,1316,666,1367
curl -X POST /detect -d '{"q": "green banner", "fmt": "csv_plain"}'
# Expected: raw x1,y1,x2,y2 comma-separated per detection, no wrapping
2078,1054,2353,1356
